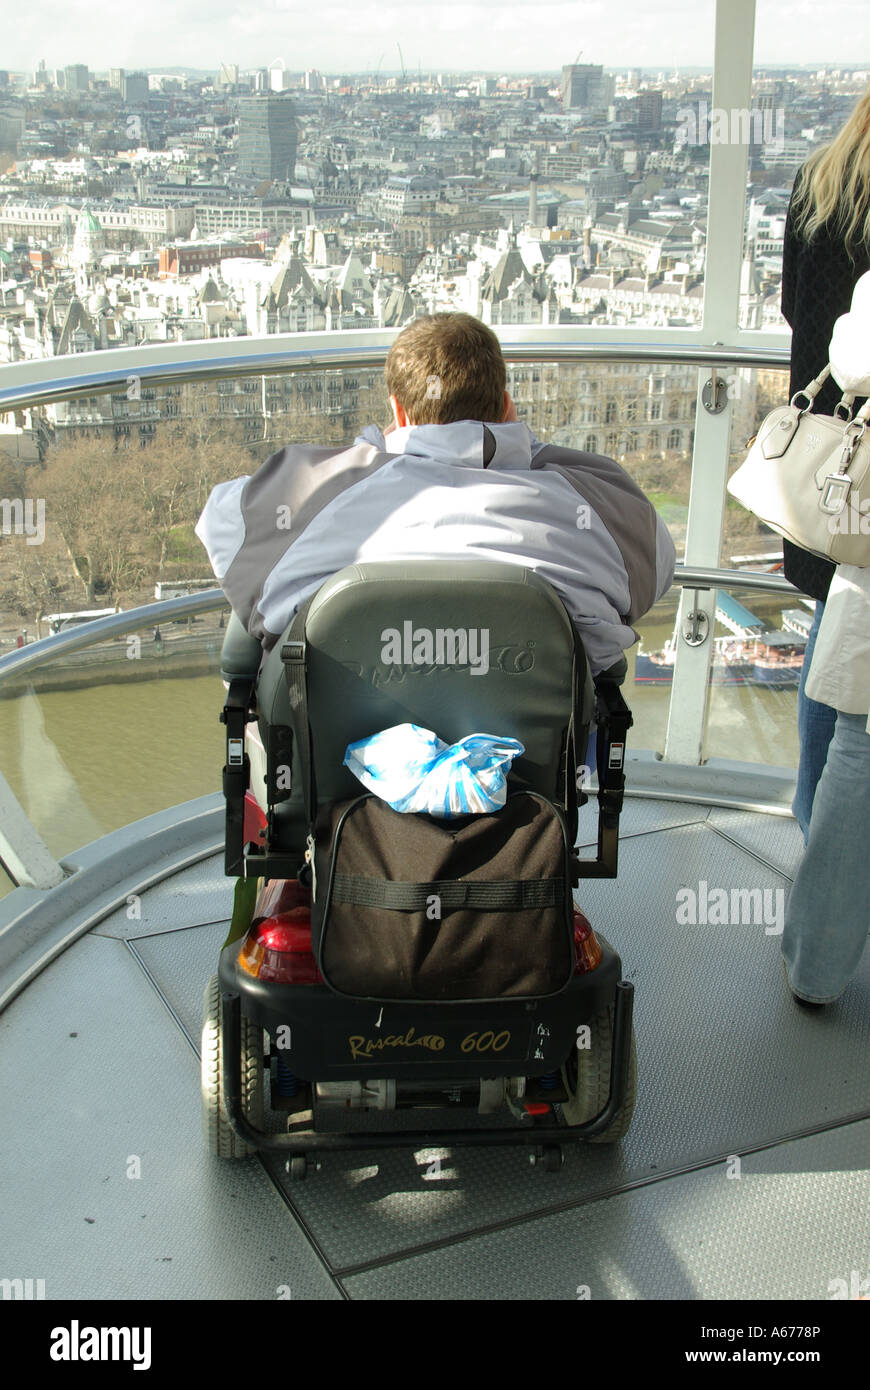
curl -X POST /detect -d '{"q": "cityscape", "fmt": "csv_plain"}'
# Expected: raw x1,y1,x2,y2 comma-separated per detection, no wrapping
3,14,870,1317
0,54,867,633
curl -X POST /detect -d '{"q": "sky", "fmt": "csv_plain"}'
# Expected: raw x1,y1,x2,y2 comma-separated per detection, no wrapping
4,0,870,75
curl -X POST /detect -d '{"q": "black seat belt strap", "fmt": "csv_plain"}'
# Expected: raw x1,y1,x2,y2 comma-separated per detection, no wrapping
281,638,314,829
282,635,318,892
221,676,256,876
595,679,633,829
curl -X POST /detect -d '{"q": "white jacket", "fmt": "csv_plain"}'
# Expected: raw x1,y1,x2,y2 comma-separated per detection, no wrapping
195,418,676,675
807,270,870,729
806,567,870,730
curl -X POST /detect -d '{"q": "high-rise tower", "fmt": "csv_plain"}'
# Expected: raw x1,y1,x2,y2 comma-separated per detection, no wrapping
238,93,298,182
560,64,605,110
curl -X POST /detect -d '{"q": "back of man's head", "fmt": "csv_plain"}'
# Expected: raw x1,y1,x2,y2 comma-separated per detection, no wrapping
385,312,506,425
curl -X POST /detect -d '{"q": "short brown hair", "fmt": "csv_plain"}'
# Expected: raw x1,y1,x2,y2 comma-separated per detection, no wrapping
385,313,506,424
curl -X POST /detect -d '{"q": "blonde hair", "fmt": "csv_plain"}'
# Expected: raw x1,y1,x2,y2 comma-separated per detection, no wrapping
791,82,870,255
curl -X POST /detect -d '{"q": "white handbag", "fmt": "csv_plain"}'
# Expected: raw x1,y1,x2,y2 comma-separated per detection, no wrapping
727,366,870,567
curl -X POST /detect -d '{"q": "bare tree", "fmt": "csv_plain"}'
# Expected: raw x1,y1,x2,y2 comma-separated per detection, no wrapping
36,436,144,602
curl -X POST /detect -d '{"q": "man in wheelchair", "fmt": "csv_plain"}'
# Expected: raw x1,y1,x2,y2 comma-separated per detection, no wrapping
196,312,675,680
196,314,675,1169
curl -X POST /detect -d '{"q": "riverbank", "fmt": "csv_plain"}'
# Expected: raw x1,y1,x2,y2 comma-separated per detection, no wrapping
0,590,797,700
0,624,228,699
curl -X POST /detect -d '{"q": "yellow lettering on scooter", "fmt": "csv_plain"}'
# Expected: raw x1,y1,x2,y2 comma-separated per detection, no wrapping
347,1026,446,1061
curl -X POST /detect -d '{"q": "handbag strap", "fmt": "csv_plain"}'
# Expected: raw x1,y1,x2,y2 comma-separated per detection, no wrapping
793,363,866,422
835,402,870,473
791,364,831,410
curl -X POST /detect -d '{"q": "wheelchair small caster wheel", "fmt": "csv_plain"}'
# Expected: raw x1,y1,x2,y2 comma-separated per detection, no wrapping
286,1156,308,1181
542,1144,564,1172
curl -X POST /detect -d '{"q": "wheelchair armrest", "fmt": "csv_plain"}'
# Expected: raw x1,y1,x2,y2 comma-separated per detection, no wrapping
220,609,263,682
595,655,628,687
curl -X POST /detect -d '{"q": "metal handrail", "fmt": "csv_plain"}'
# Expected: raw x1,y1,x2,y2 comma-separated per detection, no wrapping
676,564,799,595
0,590,230,683
0,335,791,414
0,565,802,688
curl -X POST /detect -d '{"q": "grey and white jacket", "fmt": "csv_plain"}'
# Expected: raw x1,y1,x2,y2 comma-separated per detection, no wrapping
194,419,676,675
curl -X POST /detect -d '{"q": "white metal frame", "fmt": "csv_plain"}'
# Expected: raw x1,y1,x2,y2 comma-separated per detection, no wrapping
666,0,761,762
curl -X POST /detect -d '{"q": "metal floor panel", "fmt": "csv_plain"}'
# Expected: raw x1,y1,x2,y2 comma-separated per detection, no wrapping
236,824,868,1269
707,807,806,878
340,1119,870,1300
91,853,232,941
0,933,339,1300
4,807,868,1298
133,922,230,1048
576,795,709,847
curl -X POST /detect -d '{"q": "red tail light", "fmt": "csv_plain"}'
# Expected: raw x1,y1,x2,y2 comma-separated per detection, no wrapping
573,909,603,974
238,907,322,984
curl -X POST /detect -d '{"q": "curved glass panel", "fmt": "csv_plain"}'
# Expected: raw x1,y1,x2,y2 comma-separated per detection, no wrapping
747,3,870,333
0,353,690,872
1,361,694,627
0,3,717,356
0,612,228,863
720,361,790,570
0,355,690,806
701,581,803,766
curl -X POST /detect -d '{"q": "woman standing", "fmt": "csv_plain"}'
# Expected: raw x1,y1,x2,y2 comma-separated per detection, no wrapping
781,271,870,1008
780,83,870,838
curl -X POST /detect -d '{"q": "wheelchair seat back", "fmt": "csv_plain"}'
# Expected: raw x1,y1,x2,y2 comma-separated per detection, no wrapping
251,558,593,854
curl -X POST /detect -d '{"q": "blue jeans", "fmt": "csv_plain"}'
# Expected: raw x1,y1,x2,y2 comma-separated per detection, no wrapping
782,710,870,1003
792,602,837,842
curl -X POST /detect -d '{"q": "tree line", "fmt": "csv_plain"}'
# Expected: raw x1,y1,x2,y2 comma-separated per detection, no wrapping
0,378,388,630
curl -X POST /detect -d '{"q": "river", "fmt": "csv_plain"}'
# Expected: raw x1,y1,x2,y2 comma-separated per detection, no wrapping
0,605,800,896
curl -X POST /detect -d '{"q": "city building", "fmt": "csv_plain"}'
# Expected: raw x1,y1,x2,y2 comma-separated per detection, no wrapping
560,64,608,111
216,63,239,90
238,94,298,182
376,175,440,221
64,65,90,96
158,239,265,277
122,72,149,105
637,90,663,130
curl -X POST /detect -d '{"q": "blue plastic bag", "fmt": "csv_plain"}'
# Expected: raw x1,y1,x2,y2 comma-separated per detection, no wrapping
343,723,524,817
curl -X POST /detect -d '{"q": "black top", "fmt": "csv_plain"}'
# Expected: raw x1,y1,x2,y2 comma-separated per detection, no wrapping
780,170,870,600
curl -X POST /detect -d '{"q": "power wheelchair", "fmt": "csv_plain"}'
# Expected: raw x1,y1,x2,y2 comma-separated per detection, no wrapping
202,557,636,1176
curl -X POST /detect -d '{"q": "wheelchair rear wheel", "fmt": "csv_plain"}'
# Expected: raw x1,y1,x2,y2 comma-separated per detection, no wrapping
201,975,265,1159
560,1001,637,1142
